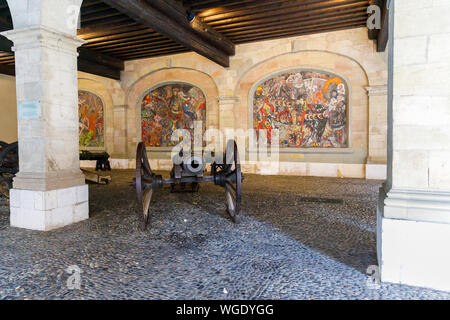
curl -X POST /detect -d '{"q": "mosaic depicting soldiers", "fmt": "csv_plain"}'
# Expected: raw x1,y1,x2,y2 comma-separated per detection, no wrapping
78,91,105,148
253,71,348,148
141,84,207,147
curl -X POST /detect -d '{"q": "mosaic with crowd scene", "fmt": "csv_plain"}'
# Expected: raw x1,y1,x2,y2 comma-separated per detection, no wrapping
253,70,348,148
78,90,104,148
141,83,206,147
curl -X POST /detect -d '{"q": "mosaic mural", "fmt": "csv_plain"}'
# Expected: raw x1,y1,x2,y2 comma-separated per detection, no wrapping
78,91,104,148
141,83,206,147
253,70,348,148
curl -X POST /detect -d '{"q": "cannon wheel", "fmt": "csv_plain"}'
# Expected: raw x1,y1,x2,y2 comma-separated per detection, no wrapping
224,140,242,223
135,142,154,230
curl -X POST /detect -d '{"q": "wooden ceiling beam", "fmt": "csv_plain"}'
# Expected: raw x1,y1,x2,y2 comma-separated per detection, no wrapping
197,0,292,17
93,38,175,53
78,47,124,70
233,21,366,44
120,48,190,61
0,59,14,76
112,44,186,58
78,58,121,79
377,0,389,52
80,16,132,29
0,34,11,52
102,0,234,67
151,0,235,55
185,0,255,12
215,5,368,33
200,0,349,21
84,32,166,49
81,9,123,24
79,25,146,40
231,17,367,40
98,43,183,56
368,0,381,40
118,46,190,59
222,12,367,37
205,0,369,26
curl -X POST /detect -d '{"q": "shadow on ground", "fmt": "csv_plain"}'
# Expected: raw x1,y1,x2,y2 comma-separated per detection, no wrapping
0,170,449,300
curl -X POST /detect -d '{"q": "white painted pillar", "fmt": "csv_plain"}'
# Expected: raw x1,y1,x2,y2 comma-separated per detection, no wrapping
365,85,387,180
378,0,450,291
2,0,88,231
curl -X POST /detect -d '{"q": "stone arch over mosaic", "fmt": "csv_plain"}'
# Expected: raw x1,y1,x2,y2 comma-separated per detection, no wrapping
252,70,348,148
140,82,207,147
78,90,105,148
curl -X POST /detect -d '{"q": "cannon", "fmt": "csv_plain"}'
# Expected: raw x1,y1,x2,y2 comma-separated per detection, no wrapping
79,150,111,171
0,141,112,197
79,150,112,184
0,141,18,196
132,139,243,230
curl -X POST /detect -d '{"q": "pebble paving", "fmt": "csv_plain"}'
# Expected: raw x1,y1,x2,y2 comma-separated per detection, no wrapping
0,170,449,300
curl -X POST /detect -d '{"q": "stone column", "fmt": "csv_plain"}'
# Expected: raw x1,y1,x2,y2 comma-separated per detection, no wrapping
112,105,128,158
2,0,88,231
218,96,238,132
365,85,387,179
378,0,450,291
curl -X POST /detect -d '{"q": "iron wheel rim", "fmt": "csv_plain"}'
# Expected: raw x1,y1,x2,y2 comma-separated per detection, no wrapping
224,140,242,223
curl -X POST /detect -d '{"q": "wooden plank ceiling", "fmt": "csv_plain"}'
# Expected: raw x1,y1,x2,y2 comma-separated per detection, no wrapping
0,0,377,79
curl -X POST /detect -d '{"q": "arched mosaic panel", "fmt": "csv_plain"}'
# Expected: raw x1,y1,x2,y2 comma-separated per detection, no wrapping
141,83,206,147
253,70,348,148
78,90,104,148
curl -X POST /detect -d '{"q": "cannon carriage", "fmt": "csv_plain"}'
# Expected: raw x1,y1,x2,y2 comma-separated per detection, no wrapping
132,139,243,230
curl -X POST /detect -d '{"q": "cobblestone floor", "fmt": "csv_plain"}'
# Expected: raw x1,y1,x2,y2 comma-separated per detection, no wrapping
0,170,449,300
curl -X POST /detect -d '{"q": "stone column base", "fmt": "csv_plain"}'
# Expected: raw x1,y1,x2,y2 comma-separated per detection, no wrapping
377,188,450,292
9,185,89,231
366,164,387,180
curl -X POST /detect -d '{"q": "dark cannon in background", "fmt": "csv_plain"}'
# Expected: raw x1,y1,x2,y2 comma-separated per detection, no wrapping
0,141,18,197
132,139,244,230
0,141,112,197
79,150,111,171
79,150,112,184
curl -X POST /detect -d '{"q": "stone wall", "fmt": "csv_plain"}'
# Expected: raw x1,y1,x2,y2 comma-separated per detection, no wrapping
1,27,388,179
119,27,388,178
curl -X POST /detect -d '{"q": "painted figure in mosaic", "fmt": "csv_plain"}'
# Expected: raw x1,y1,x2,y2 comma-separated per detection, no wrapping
253,71,348,148
78,91,105,148
141,83,207,147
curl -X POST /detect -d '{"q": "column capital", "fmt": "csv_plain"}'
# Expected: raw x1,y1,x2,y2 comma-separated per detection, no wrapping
365,85,388,96
6,0,83,34
1,26,86,54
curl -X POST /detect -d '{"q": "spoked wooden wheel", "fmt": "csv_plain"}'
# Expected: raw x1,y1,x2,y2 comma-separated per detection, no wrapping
135,142,154,230
223,140,242,223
